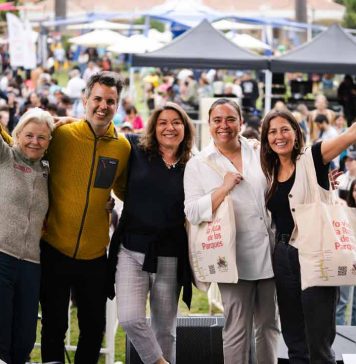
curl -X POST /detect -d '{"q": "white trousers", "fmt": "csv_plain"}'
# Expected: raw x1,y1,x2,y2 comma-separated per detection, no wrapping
116,247,180,364
218,278,280,364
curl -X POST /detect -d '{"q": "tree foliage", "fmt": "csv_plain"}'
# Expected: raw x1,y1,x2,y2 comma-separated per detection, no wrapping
342,0,356,28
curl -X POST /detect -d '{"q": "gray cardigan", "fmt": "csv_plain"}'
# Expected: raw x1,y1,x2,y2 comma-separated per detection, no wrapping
0,136,49,263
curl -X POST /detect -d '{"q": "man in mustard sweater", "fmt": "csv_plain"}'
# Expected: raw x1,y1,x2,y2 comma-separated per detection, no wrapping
40,72,131,364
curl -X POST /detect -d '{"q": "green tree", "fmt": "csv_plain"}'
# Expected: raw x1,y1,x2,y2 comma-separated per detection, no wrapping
343,0,356,28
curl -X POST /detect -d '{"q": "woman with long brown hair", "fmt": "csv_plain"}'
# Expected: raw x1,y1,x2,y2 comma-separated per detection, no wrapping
108,102,194,364
260,109,356,363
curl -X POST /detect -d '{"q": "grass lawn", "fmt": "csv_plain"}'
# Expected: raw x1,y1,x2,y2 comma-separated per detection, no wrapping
30,287,214,363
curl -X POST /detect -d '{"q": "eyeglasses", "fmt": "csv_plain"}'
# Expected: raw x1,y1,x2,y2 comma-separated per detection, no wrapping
23,133,52,143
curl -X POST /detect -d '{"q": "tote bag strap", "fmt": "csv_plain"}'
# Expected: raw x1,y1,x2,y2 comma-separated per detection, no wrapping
303,147,334,204
202,157,226,179
303,148,321,201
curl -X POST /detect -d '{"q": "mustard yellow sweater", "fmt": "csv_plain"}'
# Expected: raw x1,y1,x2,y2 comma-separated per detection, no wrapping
42,120,130,259
0,125,12,145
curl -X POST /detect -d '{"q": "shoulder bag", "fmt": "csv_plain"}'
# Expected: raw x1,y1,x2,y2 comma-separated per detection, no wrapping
294,151,356,290
187,158,238,290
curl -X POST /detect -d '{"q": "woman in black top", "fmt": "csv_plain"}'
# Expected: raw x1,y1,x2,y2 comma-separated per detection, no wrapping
108,102,194,364
260,109,356,364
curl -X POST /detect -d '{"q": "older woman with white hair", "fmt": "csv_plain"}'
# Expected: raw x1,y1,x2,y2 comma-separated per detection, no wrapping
0,107,54,364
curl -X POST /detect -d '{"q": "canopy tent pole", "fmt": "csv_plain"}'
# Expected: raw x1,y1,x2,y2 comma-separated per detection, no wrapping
264,69,272,116
129,65,135,100
144,15,150,36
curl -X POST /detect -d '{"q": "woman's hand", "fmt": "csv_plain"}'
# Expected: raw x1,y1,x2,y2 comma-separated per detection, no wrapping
54,116,79,128
106,197,115,213
222,171,243,193
211,172,243,214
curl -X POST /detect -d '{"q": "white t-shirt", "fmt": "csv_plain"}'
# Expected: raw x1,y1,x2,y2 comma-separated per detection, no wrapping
65,76,86,99
319,125,338,141
0,76,8,92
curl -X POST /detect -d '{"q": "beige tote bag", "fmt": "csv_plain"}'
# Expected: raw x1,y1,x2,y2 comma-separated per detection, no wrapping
294,152,356,290
187,159,238,286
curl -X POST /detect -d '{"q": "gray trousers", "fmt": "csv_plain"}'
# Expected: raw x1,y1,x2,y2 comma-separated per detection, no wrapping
218,278,280,364
116,247,180,364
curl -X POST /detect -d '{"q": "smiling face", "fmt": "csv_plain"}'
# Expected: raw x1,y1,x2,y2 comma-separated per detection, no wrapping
267,116,297,158
16,121,51,161
83,82,118,136
155,109,184,151
209,103,241,148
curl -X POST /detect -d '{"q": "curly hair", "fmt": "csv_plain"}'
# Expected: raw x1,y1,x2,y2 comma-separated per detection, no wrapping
138,102,195,165
260,109,305,203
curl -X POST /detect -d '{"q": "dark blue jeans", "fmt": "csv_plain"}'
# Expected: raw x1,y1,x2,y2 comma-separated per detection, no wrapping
273,241,337,364
40,241,107,364
0,252,41,364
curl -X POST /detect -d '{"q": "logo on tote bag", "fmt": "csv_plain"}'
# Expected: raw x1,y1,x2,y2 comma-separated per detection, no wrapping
217,256,228,272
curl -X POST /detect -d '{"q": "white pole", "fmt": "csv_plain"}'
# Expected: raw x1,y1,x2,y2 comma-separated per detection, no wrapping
105,299,118,364
129,66,135,100
264,69,272,116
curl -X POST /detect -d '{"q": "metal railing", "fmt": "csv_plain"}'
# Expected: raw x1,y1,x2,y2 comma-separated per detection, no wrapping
34,299,118,364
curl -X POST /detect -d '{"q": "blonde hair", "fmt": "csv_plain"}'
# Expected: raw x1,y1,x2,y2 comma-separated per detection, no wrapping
12,107,55,143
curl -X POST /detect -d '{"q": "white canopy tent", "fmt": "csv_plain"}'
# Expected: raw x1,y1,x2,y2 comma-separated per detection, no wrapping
212,19,263,31
143,0,223,28
147,28,173,44
225,32,271,51
67,20,144,31
68,29,129,47
108,34,164,54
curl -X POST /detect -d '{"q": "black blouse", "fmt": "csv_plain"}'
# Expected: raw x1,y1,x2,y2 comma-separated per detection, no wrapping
108,134,192,307
122,134,186,257
267,143,330,237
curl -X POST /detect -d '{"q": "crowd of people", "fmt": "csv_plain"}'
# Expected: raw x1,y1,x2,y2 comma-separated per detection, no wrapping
0,59,355,364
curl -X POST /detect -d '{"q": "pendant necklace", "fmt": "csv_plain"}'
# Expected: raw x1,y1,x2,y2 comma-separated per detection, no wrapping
162,156,180,169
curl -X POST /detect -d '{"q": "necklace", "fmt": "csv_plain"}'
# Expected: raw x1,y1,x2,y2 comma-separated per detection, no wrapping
217,146,240,166
162,156,180,169
278,163,295,182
